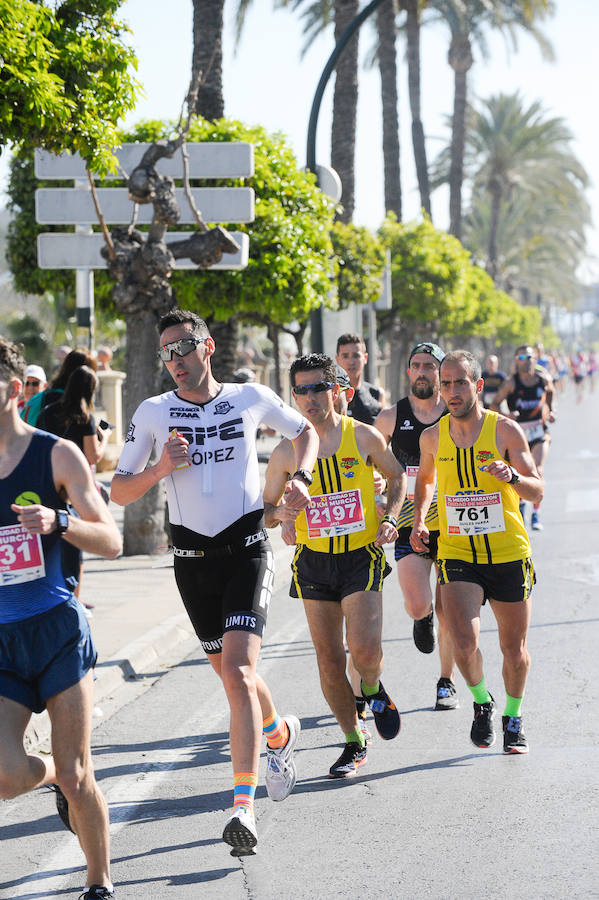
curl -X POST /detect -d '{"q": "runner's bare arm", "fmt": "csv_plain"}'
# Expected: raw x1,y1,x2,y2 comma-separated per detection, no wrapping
357,423,406,545
110,433,190,506
283,422,319,510
263,440,302,528
486,417,544,503
11,440,122,559
490,376,515,412
410,425,439,552
374,405,396,444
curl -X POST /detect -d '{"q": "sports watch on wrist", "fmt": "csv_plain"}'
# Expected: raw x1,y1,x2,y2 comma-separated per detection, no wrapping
55,509,70,534
291,468,313,486
508,467,520,485
381,514,398,528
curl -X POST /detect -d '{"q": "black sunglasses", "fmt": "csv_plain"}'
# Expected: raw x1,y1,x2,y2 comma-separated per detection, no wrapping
292,381,335,396
158,337,206,361
25,379,41,386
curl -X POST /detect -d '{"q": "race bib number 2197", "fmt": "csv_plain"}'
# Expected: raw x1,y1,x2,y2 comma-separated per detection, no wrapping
0,524,46,585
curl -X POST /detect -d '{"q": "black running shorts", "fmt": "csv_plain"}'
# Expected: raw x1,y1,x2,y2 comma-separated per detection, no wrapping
395,526,439,562
174,541,275,654
290,542,391,603
437,557,535,604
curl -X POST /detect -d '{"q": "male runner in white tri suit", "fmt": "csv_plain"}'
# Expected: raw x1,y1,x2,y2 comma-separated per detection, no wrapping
111,310,318,857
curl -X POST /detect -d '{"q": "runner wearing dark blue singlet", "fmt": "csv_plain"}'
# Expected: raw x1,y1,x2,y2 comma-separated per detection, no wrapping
0,339,122,900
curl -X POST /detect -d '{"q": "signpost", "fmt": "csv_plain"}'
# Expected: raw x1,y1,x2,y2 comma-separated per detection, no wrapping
34,143,255,346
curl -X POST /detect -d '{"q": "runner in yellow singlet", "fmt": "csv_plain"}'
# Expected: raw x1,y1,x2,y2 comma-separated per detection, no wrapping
410,351,544,754
264,354,406,778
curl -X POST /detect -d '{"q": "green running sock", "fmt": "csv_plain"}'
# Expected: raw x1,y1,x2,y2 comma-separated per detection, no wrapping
361,680,380,697
344,728,365,747
468,677,492,705
504,693,523,717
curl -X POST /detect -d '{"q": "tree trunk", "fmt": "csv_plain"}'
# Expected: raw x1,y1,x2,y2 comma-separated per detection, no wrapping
448,34,472,241
486,183,502,283
377,0,401,219
122,308,168,555
267,323,282,397
207,318,239,382
405,0,430,217
192,0,224,120
332,0,359,224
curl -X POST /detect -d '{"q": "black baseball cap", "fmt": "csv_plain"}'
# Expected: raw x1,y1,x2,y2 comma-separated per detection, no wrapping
335,365,351,390
409,342,445,365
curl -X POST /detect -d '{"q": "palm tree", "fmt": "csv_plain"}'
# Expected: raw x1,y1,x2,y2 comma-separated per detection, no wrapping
404,0,431,215
466,93,588,280
331,0,360,222
192,0,225,120
460,94,589,306
428,0,554,240
376,0,402,218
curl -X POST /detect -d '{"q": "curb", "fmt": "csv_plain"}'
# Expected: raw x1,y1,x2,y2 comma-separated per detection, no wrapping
24,613,195,752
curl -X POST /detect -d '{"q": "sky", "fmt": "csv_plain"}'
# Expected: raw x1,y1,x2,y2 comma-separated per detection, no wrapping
2,0,597,284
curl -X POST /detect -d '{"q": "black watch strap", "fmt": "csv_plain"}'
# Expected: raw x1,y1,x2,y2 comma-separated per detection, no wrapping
291,468,313,486
55,509,70,534
381,514,398,528
508,467,520,485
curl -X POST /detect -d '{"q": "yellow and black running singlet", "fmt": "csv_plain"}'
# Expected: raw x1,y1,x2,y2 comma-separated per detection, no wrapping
435,411,531,564
295,416,379,554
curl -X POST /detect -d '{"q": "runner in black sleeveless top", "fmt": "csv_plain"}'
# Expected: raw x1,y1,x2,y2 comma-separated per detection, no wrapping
375,342,459,711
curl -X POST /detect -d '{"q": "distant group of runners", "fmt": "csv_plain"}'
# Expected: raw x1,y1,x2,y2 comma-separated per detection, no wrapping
1,319,553,896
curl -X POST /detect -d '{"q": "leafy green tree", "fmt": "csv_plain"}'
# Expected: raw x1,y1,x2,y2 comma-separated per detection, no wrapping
0,0,138,175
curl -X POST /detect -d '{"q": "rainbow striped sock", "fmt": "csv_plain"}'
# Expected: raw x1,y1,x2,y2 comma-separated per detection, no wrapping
233,772,257,812
263,712,289,750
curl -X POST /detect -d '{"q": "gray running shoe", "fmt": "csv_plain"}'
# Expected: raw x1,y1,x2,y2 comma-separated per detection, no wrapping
223,805,258,856
435,677,459,710
265,715,300,801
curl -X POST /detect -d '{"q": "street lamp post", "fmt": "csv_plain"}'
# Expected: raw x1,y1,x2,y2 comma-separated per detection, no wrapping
306,0,389,352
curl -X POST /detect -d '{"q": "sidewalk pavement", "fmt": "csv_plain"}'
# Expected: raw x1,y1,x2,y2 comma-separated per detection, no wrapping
24,435,292,749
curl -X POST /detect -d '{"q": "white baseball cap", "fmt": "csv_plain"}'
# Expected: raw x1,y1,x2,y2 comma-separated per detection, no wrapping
26,365,47,383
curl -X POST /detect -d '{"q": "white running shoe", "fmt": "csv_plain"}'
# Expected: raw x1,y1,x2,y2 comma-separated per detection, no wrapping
222,805,257,856
265,715,301,802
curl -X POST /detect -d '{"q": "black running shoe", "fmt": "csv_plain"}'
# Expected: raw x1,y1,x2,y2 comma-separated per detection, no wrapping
435,677,459,710
78,886,115,899
413,611,436,654
362,682,401,740
470,697,495,748
502,716,529,754
49,783,74,833
329,741,367,778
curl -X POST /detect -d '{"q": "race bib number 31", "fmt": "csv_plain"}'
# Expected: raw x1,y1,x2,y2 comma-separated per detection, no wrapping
306,489,365,539
0,524,46,585
445,493,505,536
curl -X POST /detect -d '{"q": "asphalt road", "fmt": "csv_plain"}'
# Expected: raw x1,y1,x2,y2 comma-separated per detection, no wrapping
2,381,598,900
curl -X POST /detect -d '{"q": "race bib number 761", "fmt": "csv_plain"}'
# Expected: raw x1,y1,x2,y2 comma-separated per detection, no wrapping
445,492,505,536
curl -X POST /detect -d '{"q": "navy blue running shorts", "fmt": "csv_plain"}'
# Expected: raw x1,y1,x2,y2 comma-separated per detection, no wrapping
174,541,274,654
437,557,536,604
290,542,391,603
395,526,439,562
0,596,97,713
